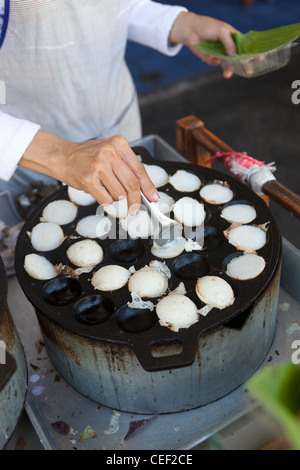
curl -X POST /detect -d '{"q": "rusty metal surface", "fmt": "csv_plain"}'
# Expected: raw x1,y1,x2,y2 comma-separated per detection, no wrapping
6,241,299,450
0,306,28,449
13,135,282,413
34,260,281,414
0,254,27,449
14,147,281,360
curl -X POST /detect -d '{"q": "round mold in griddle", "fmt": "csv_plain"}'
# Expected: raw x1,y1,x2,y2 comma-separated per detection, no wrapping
199,180,235,205
203,226,224,251
14,145,282,372
222,251,266,282
73,295,114,325
42,277,82,306
108,238,145,264
221,199,257,224
34,250,66,267
222,251,244,270
172,253,210,281
116,304,157,333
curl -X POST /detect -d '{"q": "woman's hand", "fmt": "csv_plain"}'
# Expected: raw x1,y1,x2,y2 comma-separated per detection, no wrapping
19,130,159,215
169,13,239,78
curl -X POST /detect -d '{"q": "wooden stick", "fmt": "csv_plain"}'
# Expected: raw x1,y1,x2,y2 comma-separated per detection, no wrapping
176,116,300,220
263,180,300,218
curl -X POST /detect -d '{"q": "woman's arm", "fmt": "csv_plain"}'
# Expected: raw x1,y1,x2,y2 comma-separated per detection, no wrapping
0,111,41,181
128,0,187,56
128,1,238,77
20,130,159,214
0,112,159,214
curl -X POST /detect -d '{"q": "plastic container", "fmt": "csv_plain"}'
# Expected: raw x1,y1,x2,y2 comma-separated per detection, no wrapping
220,43,293,78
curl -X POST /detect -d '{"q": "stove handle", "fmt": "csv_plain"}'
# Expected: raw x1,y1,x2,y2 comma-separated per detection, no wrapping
130,331,200,372
176,115,300,220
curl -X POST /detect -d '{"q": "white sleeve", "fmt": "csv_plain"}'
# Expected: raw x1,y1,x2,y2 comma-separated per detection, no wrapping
128,0,188,56
0,111,40,182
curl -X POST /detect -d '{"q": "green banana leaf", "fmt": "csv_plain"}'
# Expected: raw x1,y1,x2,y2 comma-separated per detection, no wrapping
247,362,300,450
193,23,300,61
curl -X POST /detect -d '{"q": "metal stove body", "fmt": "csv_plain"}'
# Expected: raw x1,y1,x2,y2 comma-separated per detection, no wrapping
15,136,282,415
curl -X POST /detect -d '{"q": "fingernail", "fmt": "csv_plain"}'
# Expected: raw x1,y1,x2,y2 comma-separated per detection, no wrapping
129,203,140,216
153,192,160,202
130,209,139,216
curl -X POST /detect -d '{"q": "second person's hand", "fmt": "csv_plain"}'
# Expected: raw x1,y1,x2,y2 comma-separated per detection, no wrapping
169,13,239,79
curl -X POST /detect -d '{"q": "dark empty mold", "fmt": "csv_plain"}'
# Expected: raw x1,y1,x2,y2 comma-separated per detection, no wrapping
172,253,210,280
203,226,224,251
116,304,157,333
222,251,244,271
108,238,145,264
73,295,114,325
222,199,255,208
42,277,82,306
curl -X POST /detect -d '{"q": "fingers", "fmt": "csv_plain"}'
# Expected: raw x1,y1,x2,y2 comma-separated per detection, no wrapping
99,168,127,202
113,160,142,215
218,27,238,57
104,135,160,215
223,69,233,79
115,152,159,215
188,17,238,77
244,61,254,77
218,25,240,79
193,48,233,79
89,180,114,206
221,62,234,79
89,166,139,215
120,152,159,203
190,48,220,66
216,25,239,79
63,136,160,214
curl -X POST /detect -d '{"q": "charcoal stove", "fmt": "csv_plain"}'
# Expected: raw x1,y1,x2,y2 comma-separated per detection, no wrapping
14,141,282,415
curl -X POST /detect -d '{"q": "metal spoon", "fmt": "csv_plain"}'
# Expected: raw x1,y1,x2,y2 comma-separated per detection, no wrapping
140,191,182,247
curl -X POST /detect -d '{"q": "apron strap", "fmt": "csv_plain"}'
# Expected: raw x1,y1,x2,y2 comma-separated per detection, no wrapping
0,0,9,48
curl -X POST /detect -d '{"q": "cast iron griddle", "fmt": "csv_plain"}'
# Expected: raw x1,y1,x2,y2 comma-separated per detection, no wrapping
15,147,281,371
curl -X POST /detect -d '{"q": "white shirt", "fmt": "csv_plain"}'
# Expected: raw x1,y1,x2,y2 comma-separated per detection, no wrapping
0,0,187,182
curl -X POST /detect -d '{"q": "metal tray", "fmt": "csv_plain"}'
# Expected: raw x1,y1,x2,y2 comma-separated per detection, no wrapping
0,255,7,326
7,135,300,450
